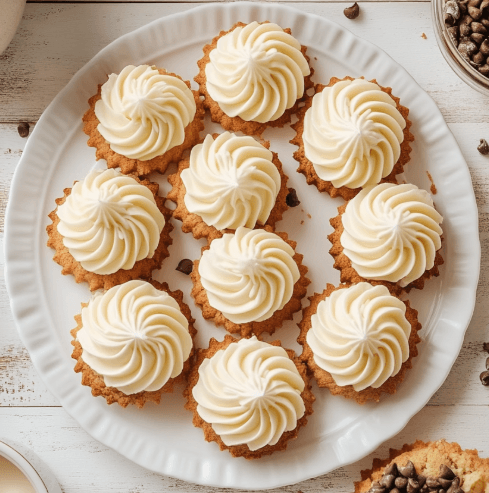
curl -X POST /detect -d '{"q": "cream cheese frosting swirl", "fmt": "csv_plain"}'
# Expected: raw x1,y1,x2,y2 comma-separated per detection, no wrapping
303,79,406,189
95,64,196,161
181,132,281,230
340,183,443,287
77,280,192,394
193,336,305,450
306,283,411,391
57,168,165,275
205,22,310,123
198,227,300,324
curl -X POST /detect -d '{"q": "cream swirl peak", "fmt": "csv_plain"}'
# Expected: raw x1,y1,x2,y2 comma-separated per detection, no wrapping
303,79,406,189
205,22,310,123
306,283,411,391
57,169,165,275
198,227,300,324
340,183,443,287
193,336,305,450
181,132,281,230
77,280,192,395
95,65,196,161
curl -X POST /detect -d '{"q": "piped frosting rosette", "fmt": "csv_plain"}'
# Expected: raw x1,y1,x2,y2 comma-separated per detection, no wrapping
302,79,406,189
94,64,197,161
197,227,300,324
181,132,281,231
192,336,306,451
204,22,310,123
76,280,193,395
56,169,165,275
340,183,443,287
306,283,411,391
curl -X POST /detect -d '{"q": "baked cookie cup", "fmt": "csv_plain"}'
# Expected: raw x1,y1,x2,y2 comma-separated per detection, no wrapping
328,183,444,293
356,439,489,493
298,282,422,405
167,132,289,242
184,335,315,459
291,76,414,201
83,65,205,176
195,21,314,137
47,169,173,292
191,226,310,338
71,279,197,409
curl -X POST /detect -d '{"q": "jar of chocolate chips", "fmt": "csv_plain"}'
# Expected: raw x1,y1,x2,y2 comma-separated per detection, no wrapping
433,0,489,95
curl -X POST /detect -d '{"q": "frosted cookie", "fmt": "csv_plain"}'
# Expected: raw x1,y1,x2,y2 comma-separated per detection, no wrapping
71,280,197,408
329,183,444,292
355,440,489,493
191,226,310,337
83,64,205,175
195,22,313,136
46,168,173,291
167,132,289,241
291,77,414,200
298,282,421,404
184,335,315,459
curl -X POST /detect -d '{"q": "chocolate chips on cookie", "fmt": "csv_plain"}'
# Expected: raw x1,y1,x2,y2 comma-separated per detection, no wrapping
367,461,463,493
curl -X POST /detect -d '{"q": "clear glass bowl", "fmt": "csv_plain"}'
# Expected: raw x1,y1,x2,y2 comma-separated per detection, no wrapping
432,0,489,95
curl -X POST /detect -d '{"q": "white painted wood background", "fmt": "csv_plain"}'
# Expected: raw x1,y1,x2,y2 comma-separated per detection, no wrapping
1,1,489,492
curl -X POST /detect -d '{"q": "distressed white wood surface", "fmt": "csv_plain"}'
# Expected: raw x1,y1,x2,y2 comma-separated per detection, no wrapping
1,2,489,492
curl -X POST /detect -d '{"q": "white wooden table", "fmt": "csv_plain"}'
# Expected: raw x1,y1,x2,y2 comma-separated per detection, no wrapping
1,1,489,491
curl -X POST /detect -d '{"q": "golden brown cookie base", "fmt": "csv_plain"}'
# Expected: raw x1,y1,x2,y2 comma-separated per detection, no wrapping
328,203,444,293
298,283,422,404
190,227,310,338
82,69,205,176
167,136,290,241
355,440,489,493
71,280,197,409
291,76,415,201
46,176,174,292
195,22,314,137
184,335,315,459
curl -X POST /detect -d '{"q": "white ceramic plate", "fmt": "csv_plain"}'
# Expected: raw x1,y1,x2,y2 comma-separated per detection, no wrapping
4,2,480,490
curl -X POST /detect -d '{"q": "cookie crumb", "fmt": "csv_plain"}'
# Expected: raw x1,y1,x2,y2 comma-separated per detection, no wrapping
307,213,312,219
421,33,427,39
426,171,437,195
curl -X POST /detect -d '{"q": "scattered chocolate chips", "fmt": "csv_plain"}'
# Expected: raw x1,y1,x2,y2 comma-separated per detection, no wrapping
286,188,301,207
17,122,30,138
366,461,462,493
477,138,489,154
481,370,489,385
344,2,360,19
176,258,193,275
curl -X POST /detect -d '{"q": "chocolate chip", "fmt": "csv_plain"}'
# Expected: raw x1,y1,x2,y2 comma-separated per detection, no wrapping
469,0,482,7
448,25,460,43
446,13,456,25
485,356,489,370
466,40,479,54
483,18,489,27
407,478,420,493
176,258,193,275
426,478,441,489
462,13,475,24
479,64,489,74
480,370,489,385
391,489,402,493
484,342,489,352
469,5,483,19
438,477,453,489
460,22,472,36
480,39,489,54
439,465,456,480
17,122,29,138
381,474,396,489
471,32,486,43
446,1,461,19
472,21,488,33
460,0,469,14
473,51,486,63
344,2,360,19
395,477,409,488
385,463,399,477
481,0,489,12
369,481,386,493
286,188,300,207
418,475,427,489
399,461,416,478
